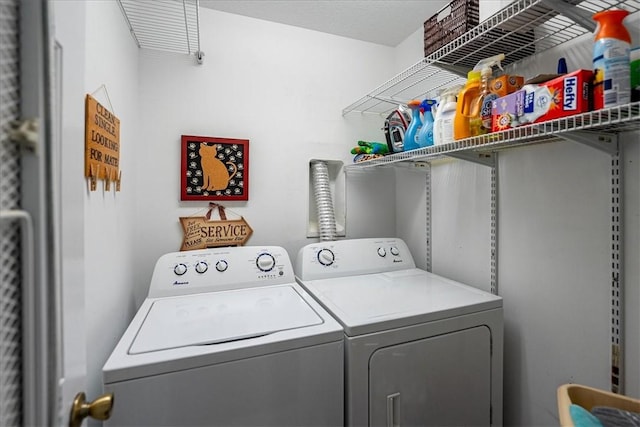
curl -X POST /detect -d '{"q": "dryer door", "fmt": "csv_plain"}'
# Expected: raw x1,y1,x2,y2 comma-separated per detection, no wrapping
369,326,492,427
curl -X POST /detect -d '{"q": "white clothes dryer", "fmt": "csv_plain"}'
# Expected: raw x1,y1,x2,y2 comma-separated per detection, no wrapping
295,238,503,427
103,246,344,426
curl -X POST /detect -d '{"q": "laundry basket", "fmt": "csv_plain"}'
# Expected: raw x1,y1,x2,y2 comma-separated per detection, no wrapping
557,384,640,426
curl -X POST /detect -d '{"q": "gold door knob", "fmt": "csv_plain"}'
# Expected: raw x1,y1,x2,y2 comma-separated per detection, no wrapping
69,392,114,427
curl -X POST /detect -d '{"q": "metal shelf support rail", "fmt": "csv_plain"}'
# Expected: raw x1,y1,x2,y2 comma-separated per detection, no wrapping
610,150,623,394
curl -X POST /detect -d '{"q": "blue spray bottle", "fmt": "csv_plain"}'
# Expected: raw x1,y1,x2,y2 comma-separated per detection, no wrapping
417,99,437,147
402,100,423,151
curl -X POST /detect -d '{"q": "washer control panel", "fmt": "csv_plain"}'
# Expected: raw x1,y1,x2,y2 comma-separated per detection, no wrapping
148,246,294,298
295,238,416,281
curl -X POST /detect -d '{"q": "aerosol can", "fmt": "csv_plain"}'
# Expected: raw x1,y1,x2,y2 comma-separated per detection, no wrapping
592,9,631,109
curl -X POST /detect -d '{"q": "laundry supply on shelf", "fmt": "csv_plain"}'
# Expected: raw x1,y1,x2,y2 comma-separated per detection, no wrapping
521,69,594,125
433,85,460,146
592,9,631,109
490,74,524,98
453,70,481,140
473,54,505,134
491,89,525,132
403,100,423,151
350,140,389,155
417,99,437,147
491,69,593,130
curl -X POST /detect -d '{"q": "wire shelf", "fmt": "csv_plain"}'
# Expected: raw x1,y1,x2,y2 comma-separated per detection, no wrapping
343,0,640,116
345,102,640,170
118,0,201,56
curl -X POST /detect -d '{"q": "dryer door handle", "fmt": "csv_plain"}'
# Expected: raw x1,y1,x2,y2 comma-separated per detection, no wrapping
386,392,401,427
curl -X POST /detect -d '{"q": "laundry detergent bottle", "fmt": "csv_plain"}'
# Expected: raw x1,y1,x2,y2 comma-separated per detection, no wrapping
434,85,460,146
453,70,481,140
417,99,437,147
403,99,423,151
592,9,631,109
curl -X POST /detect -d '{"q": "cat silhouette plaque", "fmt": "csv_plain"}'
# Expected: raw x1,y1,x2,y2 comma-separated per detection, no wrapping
181,135,249,201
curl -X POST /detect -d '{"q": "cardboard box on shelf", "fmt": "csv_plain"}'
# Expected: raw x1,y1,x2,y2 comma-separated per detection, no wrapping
491,89,525,132
521,69,593,124
491,69,593,131
491,75,524,97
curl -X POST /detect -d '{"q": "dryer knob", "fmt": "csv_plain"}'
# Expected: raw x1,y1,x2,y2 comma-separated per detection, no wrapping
390,246,400,256
195,261,208,274
256,253,276,272
317,249,335,266
215,260,228,272
377,247,387,257
174,263,188,276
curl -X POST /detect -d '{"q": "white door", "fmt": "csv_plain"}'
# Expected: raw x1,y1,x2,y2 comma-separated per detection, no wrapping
369,327,492,427
7,1,99,425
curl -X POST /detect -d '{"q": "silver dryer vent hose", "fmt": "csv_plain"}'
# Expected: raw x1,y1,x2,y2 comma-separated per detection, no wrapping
310,160,337,241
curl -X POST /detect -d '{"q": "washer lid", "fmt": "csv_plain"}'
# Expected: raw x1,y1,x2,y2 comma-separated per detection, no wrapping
129,285,323,354
299,269,502,336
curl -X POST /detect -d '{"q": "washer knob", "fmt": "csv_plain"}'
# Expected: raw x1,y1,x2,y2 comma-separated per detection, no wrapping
195,261,208,274
377,247,387,257
174,263,188,276
215,260,228,272
256,253,275,272
390,246,400,256
317,249,335,266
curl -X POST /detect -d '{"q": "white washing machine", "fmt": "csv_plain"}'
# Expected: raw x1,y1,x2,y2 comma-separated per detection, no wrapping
103,246,344,426
295,237,503,427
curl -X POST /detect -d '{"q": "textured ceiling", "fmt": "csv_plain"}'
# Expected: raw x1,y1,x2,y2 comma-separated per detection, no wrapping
198,0,451,47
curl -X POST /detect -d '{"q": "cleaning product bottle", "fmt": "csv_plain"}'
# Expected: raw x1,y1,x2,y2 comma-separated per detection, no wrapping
471,54,505,134
453,70,481,140
403,99,423,151
592,9,631,109
434,85,461,146
416,99,437,147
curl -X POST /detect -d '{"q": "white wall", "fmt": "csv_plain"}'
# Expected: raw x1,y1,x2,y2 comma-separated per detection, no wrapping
53,0,139,417
82,0,140,411
132,8,397,305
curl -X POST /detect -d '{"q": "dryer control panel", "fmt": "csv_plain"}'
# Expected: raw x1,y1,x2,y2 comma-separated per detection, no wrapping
295,238,416,281
148,246,294,298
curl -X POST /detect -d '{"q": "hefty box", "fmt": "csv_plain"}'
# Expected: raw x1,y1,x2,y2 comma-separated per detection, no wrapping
520,69,593,125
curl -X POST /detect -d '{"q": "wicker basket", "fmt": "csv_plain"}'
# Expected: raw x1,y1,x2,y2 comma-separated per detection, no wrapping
557,384,640,426
424,0,479,58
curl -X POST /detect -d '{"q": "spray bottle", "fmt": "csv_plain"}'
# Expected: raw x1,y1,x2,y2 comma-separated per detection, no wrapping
403,100,423,151
592,9,631,109
434,85,461,146
473,54,505,133
417,99,437,147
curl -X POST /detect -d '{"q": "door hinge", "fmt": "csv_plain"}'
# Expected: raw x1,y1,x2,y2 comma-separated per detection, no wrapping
9,118,39,153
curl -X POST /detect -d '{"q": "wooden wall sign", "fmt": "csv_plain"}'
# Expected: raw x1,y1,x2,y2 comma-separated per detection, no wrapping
181,135,249,201
180,203,253,251
85,94,121,190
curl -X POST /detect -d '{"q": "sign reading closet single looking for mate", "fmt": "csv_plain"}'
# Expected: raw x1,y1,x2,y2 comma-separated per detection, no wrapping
84,94,120,182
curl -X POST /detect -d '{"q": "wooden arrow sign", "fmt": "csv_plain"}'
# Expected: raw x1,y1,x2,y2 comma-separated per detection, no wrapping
179,204,253,251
